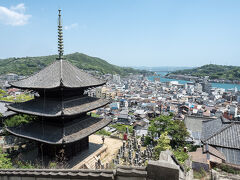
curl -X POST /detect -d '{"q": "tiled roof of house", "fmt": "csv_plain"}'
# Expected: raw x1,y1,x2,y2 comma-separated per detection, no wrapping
204,123,240,150
201,117,230,141
201,116,240,165
203,144,226,161
216,147,240,165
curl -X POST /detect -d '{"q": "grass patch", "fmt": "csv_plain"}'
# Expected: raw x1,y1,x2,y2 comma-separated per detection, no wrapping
110,123,133,134
216,164,240,174
87,112,101,118
173,148,189,165
95,129,111,136
193,168,207,179
0,92,33,103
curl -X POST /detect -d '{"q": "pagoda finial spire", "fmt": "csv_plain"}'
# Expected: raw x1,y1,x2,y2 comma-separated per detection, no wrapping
58,9,64,60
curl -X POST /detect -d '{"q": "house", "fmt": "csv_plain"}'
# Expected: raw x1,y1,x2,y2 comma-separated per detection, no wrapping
179,105,189,114
134,110,146,119
0,102,8,115
7,88,20,96
147,111,155,118
117,110,130,125
119,99,128,108
109,102,120,110
189,144,226,171
201,117,240,165
184,116,215,145
133,118,149,136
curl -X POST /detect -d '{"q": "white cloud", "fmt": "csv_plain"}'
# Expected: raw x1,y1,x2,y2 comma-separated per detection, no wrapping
0,3,31,26
10,3,26,13
64,23,78,30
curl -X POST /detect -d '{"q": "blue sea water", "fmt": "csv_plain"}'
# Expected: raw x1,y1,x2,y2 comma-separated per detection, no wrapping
148,72,240,90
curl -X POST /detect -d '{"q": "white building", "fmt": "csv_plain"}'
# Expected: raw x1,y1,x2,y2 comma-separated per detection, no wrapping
113,74,121,84
229,104,238,118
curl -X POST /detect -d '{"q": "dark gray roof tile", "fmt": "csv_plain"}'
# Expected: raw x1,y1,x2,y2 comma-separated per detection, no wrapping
216,147,240,165
8,96,109,117
6,116,111,144
201,118,229,141
0,169,114,179
11,60,106,89
204,123,240,149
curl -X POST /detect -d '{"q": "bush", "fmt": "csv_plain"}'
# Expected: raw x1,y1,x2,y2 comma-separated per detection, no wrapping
90,112,100,118
193,168,207,179
144,136,152,146
0,148,12,169
4,115,37,127
154,132,171,159
14,160,34,169
48,162,57,169
218,164,240,174
173,148,189,165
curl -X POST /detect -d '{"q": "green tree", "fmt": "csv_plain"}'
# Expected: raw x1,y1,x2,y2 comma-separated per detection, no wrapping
170,64,240,81
146,115,189,148
0,53,150,76
110,124,133,134
0,148,12,169
167,120,189,148
173,148,189,165
5,114,37,127
154,132,171,159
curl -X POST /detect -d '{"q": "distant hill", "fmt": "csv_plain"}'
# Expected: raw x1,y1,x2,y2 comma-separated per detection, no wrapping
0,52,149,76
170,64,240,81
133,66,194,72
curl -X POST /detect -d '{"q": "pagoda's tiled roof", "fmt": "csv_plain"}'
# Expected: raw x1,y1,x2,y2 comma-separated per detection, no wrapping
10,60,106,89
8,96,109,117
6,116,111,144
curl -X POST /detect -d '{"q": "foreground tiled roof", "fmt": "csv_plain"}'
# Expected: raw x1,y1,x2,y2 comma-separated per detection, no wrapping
204,123,240,150
8,96,109,117
10,60,106,89
0,169,114,179
6,116,112,144
0,166,147,179
115,166,147,177
201,117,240,165
201,118,230,141
216,147,240,165
203,144,226,161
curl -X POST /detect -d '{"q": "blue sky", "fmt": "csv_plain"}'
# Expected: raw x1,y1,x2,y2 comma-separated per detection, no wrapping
0,0,240,67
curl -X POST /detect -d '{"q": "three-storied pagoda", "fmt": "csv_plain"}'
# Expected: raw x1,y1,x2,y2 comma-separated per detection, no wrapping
5,10,110,158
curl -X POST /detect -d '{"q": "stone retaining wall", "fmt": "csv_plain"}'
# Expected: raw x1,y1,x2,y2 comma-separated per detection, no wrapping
0,150,192,180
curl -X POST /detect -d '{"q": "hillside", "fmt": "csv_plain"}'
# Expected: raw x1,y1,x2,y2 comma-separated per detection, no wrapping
170,64,240,81
0,52,148,76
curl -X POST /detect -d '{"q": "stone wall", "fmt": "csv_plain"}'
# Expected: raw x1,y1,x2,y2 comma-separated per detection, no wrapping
0,150,192,180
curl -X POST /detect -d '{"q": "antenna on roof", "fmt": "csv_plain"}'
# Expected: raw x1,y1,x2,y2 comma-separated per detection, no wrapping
58,9,64,60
